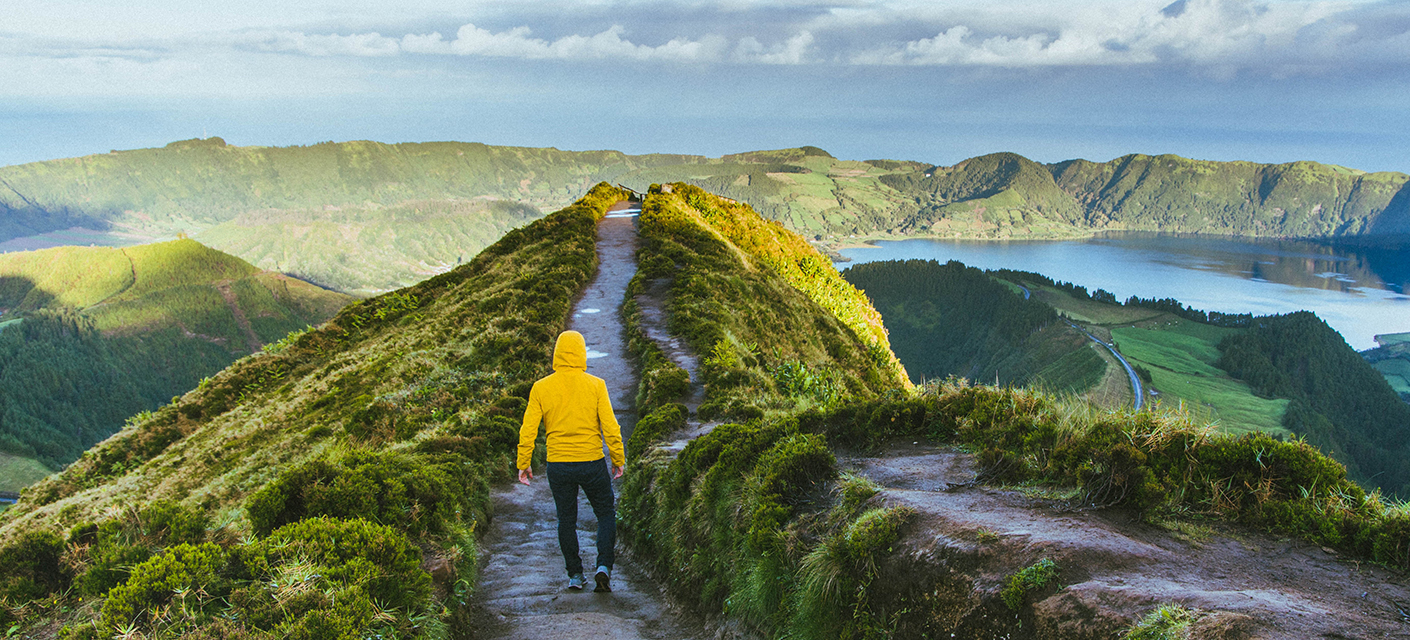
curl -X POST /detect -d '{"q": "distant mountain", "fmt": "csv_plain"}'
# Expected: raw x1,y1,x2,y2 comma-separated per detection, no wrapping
4,139,1407,292
0,138,704,293
619,149,1410,241
0,239,350,470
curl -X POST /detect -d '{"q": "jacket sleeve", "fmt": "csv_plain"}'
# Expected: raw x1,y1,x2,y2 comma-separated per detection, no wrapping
597,378,625,467
518,384,544,470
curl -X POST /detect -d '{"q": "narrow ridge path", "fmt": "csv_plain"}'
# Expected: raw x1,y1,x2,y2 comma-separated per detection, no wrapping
470,201,705,640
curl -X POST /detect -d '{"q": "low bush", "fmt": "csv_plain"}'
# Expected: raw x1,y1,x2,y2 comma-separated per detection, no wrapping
246,449,470,538
257,516,430,613
626,403,687,461
1000,558,1059,611
98,542,227,634
0,530,68,603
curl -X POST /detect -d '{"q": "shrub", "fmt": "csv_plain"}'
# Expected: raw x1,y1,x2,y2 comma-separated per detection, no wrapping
627,403,687,461
98,542,227,633
246,450,468,538
1001,558,1059,611
1124,603,1195,640
259,517,429,613
0,530,68,602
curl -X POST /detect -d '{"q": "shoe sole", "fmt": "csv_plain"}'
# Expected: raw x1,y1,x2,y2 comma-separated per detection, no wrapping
594,573,611,592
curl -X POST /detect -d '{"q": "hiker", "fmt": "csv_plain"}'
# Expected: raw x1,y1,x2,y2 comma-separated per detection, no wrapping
517,330,626,593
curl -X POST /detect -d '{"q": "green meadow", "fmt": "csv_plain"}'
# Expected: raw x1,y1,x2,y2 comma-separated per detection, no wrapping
1111,323,1289,436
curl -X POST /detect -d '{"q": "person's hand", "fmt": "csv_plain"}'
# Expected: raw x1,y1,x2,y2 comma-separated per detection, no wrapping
518,468,533,485
611,465,624,479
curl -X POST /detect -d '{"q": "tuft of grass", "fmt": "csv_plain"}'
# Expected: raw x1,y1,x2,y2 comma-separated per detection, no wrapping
1000,558,1059,611
1124,603,1195,640
1153,518,1215,547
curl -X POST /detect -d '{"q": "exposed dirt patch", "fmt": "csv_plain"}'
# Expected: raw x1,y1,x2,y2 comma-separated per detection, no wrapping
844,441,1410,639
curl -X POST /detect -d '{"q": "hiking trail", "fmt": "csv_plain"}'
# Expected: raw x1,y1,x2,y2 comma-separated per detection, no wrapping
469,201,708,640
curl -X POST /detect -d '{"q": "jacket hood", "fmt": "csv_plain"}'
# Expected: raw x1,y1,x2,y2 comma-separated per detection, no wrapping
553,330,587,371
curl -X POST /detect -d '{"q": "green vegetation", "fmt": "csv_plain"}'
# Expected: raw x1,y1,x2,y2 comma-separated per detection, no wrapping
0,240,351,470
844,259,1106,392
197,198,541,295
0,183,632,638
1219,312,1410,494
0,138,700,293
5,140,1407,294
1363,332,1410,401
1111,325,1288,436
1124,604,1195,640
630,183,906,421
1000,558,1059,611
0,453,51,493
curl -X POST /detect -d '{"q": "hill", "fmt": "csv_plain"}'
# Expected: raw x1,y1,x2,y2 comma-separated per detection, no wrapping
842,259,1105,392
0,138,703,293
0,239,350,473
5,141,1408,296
2,183,1410,638
0,184,632,638
613,148,1410,242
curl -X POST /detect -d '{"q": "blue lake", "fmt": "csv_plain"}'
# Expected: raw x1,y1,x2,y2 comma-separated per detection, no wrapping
837,234,1410,351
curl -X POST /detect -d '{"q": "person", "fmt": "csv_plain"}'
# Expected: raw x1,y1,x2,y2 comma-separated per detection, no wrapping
517,330,626,593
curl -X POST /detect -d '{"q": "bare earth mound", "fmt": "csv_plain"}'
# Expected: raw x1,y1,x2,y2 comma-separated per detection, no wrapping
848,442,1410,639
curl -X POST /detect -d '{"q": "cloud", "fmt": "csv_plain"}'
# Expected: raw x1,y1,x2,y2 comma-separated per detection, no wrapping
844,0,1399,68
3,0,1407,77
241,23,736,63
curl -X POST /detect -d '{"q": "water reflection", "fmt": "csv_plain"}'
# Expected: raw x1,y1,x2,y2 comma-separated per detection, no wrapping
838,233,1410,351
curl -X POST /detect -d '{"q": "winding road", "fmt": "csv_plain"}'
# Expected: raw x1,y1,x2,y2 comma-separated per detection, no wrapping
1066,320,1144,410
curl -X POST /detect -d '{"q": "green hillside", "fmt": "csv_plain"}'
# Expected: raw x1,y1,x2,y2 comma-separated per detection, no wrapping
843,259,1105,392
5,141,1407,297
0,239,350,469
0,183,632,639
0,138,703,293
3,183,1410,639
631,182,908,421
1363,332,1410,402
1220,312,1410,494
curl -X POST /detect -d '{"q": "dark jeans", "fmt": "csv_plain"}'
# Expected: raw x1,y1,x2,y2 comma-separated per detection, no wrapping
547,459,615,576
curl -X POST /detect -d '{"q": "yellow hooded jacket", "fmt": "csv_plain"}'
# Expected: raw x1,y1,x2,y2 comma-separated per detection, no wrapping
517,331,625,469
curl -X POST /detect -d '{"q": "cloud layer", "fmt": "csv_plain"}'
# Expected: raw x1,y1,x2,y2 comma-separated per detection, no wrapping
219,0,1410,70
7,0,1407,71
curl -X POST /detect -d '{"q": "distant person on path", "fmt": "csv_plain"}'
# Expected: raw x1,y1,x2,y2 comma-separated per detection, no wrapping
518,330,626,593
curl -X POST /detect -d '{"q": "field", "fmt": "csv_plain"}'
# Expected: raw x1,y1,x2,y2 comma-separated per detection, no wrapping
0,451,51,492
1112,323,1289,436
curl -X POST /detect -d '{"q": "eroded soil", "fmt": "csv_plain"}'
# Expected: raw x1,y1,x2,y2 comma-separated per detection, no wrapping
845,442,1410,639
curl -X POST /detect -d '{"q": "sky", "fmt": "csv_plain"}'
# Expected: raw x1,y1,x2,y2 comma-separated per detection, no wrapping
3,0,1409,172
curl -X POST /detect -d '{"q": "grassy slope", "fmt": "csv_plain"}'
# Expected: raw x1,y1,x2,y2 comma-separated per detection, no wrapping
632,183,907,419
0,239,352,469
1364,332,1410,399
195,199,542,295
843,259,1106,392
621,188,1410,639
0,452,50,493
3,186,623,526
1030,284,1288,434
1111,323,1288,436
0,184,630,638
0,138,700,293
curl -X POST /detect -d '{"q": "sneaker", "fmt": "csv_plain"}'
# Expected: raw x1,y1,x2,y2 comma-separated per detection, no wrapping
567,573,586,590
594,566,611,593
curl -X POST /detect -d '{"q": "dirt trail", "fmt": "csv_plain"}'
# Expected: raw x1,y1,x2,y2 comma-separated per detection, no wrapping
844,442,1410,639
216,282,263,353
470,202,707,640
